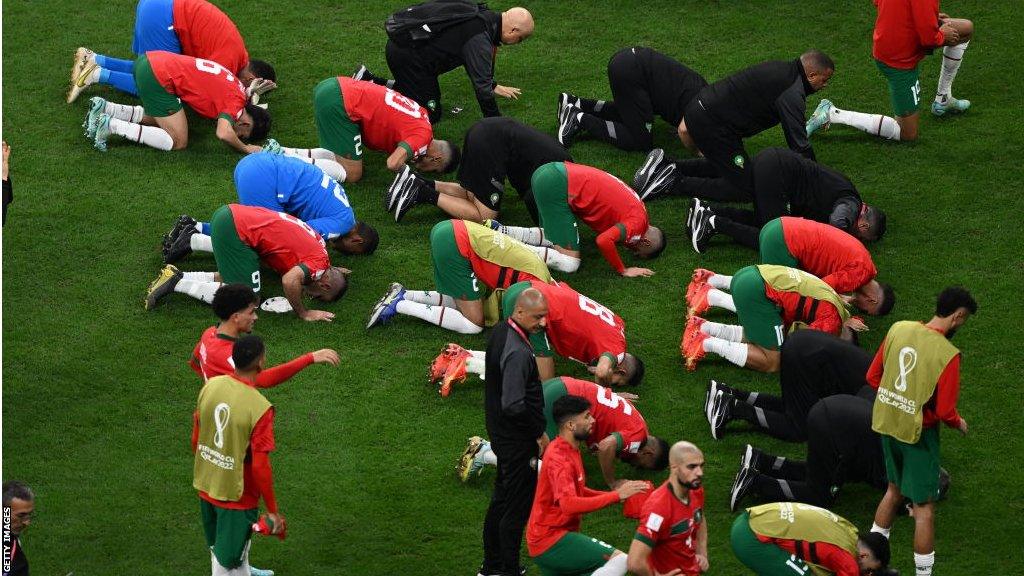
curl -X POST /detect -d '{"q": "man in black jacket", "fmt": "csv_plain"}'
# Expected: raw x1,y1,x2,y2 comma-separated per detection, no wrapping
481,287,549,576
387,117,571,223
3,481,35,576
684,148,887,252
356,2,534,123
634,51,834,203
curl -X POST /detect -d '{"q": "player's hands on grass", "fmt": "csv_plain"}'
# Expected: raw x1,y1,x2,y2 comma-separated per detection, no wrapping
312,349,340,366
494,85,521,100
622,267,655,278
844,317,869,332
301,310,335,322
696,554,710,572
617,391,639,401
957,417,969,436
267,512,286,535
615,480,650,501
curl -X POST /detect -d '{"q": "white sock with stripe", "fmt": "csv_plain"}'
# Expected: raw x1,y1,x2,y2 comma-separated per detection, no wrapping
285,155,347,182
703,337,749,367
527,245,580,273
182,271,216,282
466,356,485,376
707,288,736,312
871,523,891,538
175,280,222,304
190,233,213,253
404,290,457,308
914,551,935,576
827,106,900,141
708,274,732,290
395,301,482,334
700,321,744,342
108,118,174,150
103,102,145,123
937,41,968,100
497,225,550,246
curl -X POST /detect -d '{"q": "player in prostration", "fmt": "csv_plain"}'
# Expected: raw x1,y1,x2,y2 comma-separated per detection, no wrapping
869,287,975,576
807,0,974,142
458,377,669,487
690,217,895,316
365,219,552,337
265,77,458,183
526,394,650,576
487,161,666,278
387,117,571,224
628,441,709,576
145,204,348,322
555,47,708,152
731,502,895,576
162,153,379,263
189,283,340,387
79,51,270,154
68,0,275,101
682,265,865,374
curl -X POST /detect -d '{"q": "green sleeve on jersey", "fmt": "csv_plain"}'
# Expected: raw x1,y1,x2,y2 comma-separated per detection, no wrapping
397,141,414,159
591,352,617,367
611,432,624,452
633,533,655,547
614,223,627,241
218,112,236,125
297,263,311,281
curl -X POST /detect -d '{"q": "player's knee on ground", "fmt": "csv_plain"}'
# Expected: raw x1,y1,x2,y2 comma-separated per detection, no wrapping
338,157,363,182
896,115,919,141
949,18,974,40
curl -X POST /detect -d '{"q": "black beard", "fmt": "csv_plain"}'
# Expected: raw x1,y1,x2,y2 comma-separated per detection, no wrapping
682,478,702,490
573,429,590,442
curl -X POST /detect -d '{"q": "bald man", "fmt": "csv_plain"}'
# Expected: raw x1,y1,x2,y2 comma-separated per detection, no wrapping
355,2,534,123
629,442,709,576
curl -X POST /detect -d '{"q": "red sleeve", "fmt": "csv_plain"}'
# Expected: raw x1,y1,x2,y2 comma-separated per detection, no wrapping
559,491,620,516
820,262,872,294
189,340,204,378
933,354,962,428
634,496,668,544
595,225,627,274
191,410,200,452
255,353,315,389
815,542,861,576
808,303,842,335
912,0,945,48
867,339,886,389
250,409,278,513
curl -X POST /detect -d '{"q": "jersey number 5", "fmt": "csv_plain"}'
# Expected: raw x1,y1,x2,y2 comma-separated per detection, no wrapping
595,385,633,415
577,295,616,327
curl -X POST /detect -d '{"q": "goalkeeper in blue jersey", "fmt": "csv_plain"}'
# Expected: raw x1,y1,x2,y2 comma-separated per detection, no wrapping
162,153,379,263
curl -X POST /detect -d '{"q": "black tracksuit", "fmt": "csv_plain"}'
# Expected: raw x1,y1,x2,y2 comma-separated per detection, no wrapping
385,8,502,122
709,148,864,249
457,117,572,222
482,318,545,576
672,58,816,200
575,47,708,151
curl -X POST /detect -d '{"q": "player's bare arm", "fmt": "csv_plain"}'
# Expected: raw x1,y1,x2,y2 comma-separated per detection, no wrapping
596,434,622,488
281,266,333,322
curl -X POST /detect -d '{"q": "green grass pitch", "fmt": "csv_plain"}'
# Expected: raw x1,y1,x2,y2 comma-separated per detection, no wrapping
3,0,1022,573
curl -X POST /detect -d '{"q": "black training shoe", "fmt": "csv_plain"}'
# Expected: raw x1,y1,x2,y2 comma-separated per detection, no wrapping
557,92,579,120
352,64,369,81
729,456,755,512
392,172,425,223
557,104,582,148
164,226,195,264
632,148,664,196
690,199,716,254
741,443,772,474
708,389,734,440
166,214,196,247
385,165,415,212
144,265,183,311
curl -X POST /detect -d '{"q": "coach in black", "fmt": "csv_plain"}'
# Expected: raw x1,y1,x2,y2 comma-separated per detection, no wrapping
355,2,534,123
685,148,887,251
635,51,834,203
556,47,708,151
387,117,572,223
481,287,548,576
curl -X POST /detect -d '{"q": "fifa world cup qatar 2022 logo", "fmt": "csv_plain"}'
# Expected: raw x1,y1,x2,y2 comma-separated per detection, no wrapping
213,403,231,449
894,347,917,392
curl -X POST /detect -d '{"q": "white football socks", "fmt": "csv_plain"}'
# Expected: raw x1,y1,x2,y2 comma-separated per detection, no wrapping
828,106,901,141
591,553,628,576
466,356,486,376
175,279,222,304
481,447,498,466
870,523,891,538
700,320,744,342
190,233,213,253
914,551,935,576
182,271,216,282
708,274,732,290
707,288,737,312
108,118,174,150
528,245,580,273
404,290,457,308
937,41,969,100
395,301,483,334
103,101,145,123
704,337,749,367
313,159,347,183
497,225,550,246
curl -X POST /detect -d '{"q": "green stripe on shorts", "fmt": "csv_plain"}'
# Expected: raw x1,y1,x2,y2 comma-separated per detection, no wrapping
533,162,578,250
134,54,182,118
210,205,263,292
730,265,784,350
313,78,362,159
758,218,798,268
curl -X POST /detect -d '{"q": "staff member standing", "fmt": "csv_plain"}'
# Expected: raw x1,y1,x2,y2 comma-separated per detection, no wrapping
481,288,549,576
355,2,534,123
2,481,35,576
869,287,975,576
192,335,289,576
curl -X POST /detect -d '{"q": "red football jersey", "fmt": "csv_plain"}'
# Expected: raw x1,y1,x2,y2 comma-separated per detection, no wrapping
562,377,648,458
526,437,619,556
190,326,236,381
635,482,705,576
147,51,247,121
530,280,627,363
872,0,945,69
451,219,547,290
337,77,433,156
228,204,330,279
172,0,249,75
566,162,649,242
780,217,877,293
763,283,844,336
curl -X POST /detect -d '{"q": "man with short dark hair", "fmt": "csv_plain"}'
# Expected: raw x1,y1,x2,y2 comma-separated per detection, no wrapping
869,287,976,576
688,217,894,316
192,335,288,576
164,154,378,262
145,204,349,321
633,52,834,203
555,47,707,151
189,283,340,386
356,3,534,122
480,287,549,576
487,161,665,278
628,441,708,576
69,0,275,101
387,117,571,223
2,480,35,576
